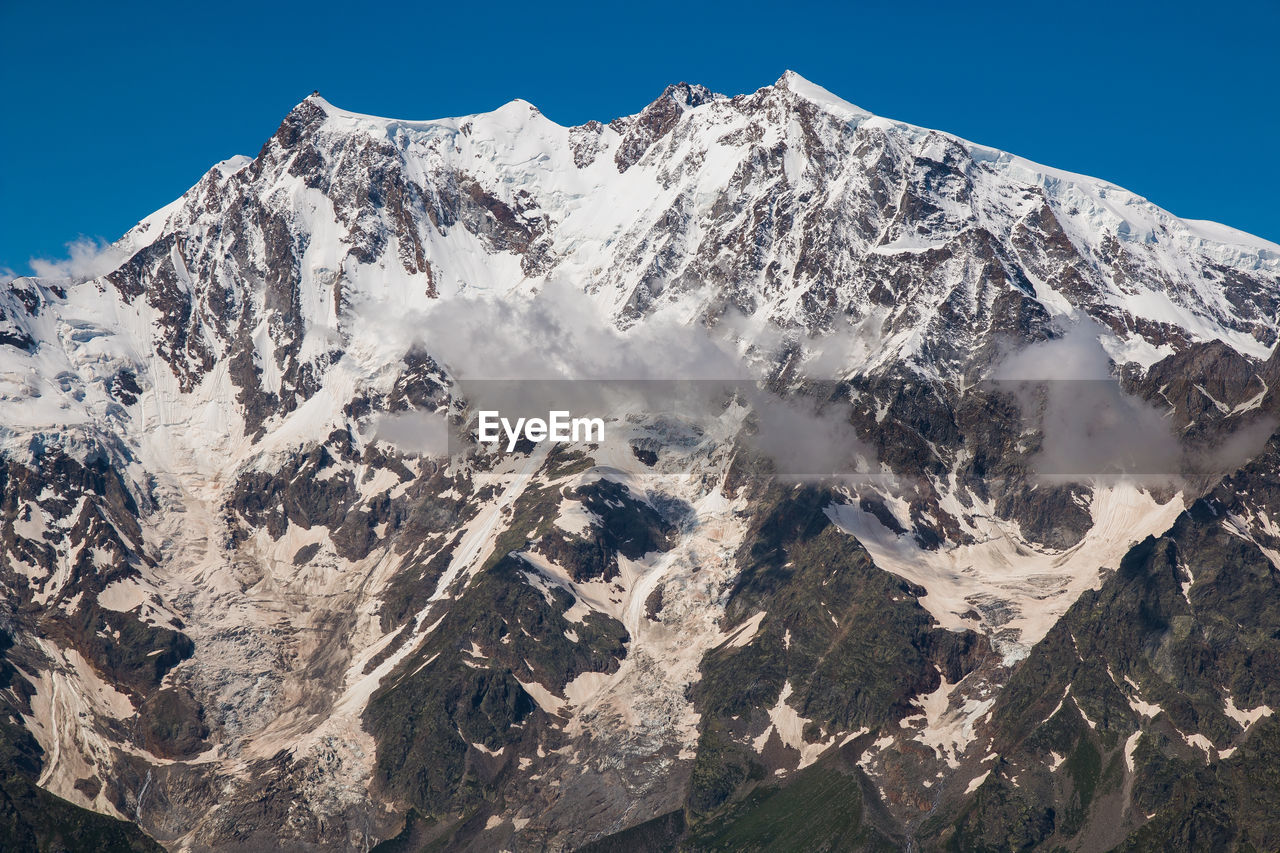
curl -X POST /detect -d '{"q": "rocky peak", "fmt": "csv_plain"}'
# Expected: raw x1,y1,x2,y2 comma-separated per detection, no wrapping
661,80,722,108
770,68,873,120
612,81,724,171
261,92,330,157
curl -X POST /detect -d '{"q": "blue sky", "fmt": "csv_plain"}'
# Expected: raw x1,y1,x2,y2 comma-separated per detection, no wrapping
3,0,1278,276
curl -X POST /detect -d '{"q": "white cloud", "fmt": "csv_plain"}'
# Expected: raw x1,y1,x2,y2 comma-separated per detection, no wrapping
352,280,878,476
992,317,1275,484
391,278,747,382
29,237,126,281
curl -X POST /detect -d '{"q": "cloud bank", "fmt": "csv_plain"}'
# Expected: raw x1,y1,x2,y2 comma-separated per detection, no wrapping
358,281,876,476
993,318,1275,485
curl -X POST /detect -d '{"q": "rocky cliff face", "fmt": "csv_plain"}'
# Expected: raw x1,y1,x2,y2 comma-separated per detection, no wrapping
1,72,1278,851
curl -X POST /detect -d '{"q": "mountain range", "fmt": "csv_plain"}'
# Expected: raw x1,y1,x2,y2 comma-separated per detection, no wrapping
2,72,1279,851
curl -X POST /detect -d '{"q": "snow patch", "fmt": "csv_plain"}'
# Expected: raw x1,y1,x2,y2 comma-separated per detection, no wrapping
1223,695,1272,729
753,681,837,770
827,483,1184,661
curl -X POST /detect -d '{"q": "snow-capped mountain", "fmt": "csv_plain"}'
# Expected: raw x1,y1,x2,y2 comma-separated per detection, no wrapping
1,72,1279,851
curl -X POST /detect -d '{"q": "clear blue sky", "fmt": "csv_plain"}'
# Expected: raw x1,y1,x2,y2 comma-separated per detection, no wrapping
3,0,1278,276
